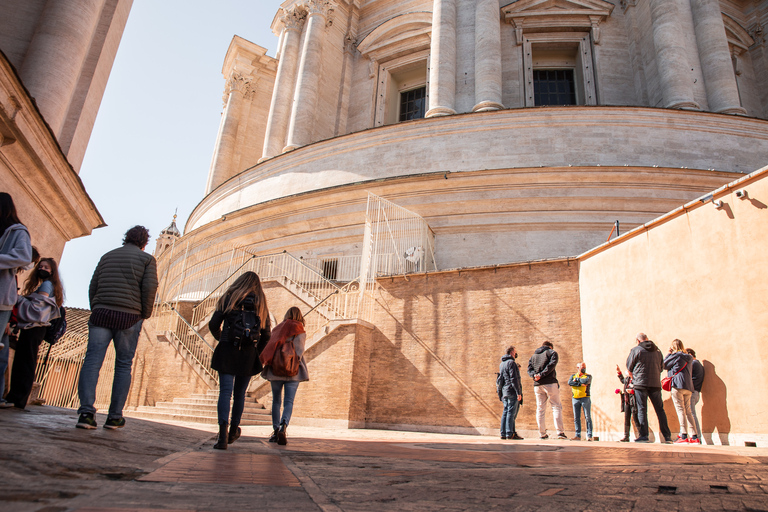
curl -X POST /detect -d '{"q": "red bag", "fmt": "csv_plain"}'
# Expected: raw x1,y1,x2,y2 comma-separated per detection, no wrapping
271,336,300,377
662,361,687,392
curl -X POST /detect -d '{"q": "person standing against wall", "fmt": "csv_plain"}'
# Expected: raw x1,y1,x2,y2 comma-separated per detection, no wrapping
76,226,158,430
664,339,699,444
528,341,567,440
685,348,705,444
616,364,638,442
498,346,523,440
568,362,593,441
626,333,672,443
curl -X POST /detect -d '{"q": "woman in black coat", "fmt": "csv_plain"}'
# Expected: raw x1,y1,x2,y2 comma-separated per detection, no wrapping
208,271,270,449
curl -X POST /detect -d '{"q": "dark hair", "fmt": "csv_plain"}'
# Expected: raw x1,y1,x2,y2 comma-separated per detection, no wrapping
506,345,515,356
30,246,40,265
685,348,696,358
216,271,270,329
123,225,150,248
23,257,64,306
542,341,554,349
0,192,23,237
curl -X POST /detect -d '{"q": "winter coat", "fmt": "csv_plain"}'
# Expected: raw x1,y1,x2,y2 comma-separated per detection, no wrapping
0,224,32,310
691,359,705,392
262,330,309,382
626,340,663,389
568,372,592,398
617,372,636,412
499,355,522,399
89,244,158,318
663,351,694,391
15,290,60,328
209,293,271,377
527,346,559,386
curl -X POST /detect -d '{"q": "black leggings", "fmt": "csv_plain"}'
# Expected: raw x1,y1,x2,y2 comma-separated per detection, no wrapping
624,401,638,437
6,326,46,409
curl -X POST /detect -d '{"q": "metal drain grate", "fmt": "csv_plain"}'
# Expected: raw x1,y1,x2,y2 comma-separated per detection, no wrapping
657,486,677,495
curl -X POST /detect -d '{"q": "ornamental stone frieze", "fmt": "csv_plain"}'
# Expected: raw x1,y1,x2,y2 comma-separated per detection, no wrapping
222,71,256,106
304,0,335,26
502,0,614,45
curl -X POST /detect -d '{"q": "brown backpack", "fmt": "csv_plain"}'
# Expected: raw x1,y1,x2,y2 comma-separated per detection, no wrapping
271,335,300,377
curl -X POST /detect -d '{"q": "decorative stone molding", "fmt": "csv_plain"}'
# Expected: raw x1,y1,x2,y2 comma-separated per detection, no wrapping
305,0,334,20
344,32,358,55
279,7,307,32
752,24,765,46
502,0,614,45
222,71,256,106
723,14,755,55
619,0,636,12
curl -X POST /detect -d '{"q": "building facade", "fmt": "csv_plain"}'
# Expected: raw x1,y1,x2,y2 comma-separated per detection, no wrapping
0,0,133,258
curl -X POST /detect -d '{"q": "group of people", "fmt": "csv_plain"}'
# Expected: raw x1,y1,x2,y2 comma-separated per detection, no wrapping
207,270,310,449
2,192,307,447
498,335,705,444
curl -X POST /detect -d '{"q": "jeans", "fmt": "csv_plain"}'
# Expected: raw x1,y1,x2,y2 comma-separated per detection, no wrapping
534,383,564,436
671,387,697,438
633,386,671,441
0,309,10,402
271,380,300,430
77,320,143,419
690,390,703,441
6,326,46,408
217,373,251,426
572,397,593,438
500,396,520,437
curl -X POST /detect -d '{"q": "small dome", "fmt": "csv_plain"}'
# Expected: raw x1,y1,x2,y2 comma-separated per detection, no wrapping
161,215,181,237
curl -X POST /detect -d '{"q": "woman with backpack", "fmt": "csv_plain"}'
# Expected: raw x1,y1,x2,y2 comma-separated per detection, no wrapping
5,257,63,409
208,271,271,450
260,306,308,445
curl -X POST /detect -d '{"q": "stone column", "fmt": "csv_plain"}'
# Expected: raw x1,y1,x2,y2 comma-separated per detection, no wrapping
260,8,306,161
426,0,457,117
649,0,700,110
205,73,251,194
690,0,746,115
19,0,105,137
473,0,503,112
284,0,333,152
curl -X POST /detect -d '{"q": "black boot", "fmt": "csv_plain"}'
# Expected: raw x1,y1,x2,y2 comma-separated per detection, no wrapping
228,424,241,444
268,429,278,443
213,422,228,450
277,421,287,446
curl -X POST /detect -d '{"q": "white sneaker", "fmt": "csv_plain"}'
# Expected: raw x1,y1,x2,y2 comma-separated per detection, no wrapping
0,401,14,409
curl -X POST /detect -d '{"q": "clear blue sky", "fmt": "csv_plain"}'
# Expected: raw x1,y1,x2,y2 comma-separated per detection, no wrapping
60,0,284,308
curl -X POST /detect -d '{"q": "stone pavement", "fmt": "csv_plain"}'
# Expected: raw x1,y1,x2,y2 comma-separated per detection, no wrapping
2,406,767,512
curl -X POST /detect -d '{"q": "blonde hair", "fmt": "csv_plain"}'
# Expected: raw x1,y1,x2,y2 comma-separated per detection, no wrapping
284,306,305,326
216,271,270,329
670,339,685,353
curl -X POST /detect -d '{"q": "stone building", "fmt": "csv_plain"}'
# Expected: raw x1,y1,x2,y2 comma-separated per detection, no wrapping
134,1,768,443
0,0,133,259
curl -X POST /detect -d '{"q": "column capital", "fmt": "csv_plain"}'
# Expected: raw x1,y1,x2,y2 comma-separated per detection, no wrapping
223,71,256,105
279,7,307,32
305,0,335,19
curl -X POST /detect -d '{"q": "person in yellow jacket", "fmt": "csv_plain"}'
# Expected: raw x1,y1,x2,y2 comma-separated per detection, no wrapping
568,363,593,441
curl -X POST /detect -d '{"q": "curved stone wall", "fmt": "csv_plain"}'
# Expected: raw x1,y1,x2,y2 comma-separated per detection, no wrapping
180,107,765,268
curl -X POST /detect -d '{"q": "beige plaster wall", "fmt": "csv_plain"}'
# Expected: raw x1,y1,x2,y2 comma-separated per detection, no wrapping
579,167,768,445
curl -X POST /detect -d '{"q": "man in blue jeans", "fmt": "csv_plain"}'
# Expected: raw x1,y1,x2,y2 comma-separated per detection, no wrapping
568,362,593,441
498,346,523,440
76,226,158,430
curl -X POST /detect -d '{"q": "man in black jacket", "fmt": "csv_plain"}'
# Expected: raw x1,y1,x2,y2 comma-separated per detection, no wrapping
626,333,672,443
528,341,566,439
686,348,705,444
499,346,523,440
76,226,158,430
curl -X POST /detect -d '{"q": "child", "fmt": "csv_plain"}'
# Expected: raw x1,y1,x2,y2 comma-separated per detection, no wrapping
616,364,638,442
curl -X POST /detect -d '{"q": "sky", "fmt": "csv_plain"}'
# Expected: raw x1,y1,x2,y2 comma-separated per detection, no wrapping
60,0,285,308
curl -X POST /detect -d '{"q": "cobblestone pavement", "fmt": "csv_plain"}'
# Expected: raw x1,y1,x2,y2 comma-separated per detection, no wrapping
2,406,767,512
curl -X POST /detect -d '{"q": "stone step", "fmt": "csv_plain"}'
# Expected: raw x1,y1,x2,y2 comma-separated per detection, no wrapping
134,406,269,422
152,401,269,415
127,410,271,426
171,397,264,408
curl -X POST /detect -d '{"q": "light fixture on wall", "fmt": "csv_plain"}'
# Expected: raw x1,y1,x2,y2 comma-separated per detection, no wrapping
735,190,748,199
699,193,724,209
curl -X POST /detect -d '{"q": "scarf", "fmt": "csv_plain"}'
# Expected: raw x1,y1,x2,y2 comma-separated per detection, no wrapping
259,319,305,367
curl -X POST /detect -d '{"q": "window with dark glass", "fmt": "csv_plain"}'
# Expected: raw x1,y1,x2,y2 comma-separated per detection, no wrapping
533,69,576,106
399,86,426,121
322,258,338,281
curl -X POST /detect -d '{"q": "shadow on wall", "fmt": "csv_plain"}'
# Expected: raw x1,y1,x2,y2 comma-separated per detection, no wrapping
701,360,730,445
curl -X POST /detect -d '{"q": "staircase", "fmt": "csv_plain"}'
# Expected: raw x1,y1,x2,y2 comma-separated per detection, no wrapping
128,390,272,426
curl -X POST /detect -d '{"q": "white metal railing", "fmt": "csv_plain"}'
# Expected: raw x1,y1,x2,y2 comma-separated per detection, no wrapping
153,302,217,383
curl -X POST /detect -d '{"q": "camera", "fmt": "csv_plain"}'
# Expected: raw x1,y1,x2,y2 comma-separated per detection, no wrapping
735,190,748,199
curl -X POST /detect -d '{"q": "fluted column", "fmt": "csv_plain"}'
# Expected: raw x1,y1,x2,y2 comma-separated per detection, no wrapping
426,0,457,118
473,0,503,112
690,0,746,115
284,0,333,152
649,0,700,110
260,8,306,161
19,0,105,136
205,73,251,194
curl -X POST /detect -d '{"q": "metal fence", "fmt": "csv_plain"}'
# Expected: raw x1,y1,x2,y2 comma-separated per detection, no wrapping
32,332,116,411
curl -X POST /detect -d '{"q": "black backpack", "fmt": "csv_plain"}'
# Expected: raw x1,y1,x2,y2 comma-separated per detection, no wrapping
43,306,67,345
496,372,504,401
228,297,259,349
